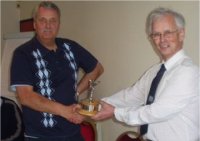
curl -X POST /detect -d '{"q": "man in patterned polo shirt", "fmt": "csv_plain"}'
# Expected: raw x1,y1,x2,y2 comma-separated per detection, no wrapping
10,1,104,141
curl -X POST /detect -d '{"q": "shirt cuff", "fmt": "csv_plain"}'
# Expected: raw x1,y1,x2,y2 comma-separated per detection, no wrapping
114,108,128,123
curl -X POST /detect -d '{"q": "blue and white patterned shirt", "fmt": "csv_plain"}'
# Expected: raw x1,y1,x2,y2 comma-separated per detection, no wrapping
10,37,98,138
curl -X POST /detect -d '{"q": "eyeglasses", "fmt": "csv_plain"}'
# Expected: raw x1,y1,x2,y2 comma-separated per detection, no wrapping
150,29,178,40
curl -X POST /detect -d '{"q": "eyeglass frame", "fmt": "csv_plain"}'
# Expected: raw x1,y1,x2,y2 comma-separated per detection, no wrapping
149,29,179,40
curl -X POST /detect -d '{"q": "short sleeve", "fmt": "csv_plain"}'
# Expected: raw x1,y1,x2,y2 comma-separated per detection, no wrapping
10,48,34,91
71,41,98,73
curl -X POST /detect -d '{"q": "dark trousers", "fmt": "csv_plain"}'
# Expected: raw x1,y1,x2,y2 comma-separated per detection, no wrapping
25,131,84,141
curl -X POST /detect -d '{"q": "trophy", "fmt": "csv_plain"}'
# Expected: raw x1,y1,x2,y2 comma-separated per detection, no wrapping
78,80,100,116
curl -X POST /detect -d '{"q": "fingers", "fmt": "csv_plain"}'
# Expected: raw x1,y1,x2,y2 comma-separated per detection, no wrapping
91,111,104,121
63,104,86,124
72,104,82,112
91,100,115,121
68,113,85,124
68,112,85,124
65,101,114,123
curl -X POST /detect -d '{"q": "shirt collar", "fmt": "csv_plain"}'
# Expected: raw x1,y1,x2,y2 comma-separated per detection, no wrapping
162,49,186,71
32,36,63,56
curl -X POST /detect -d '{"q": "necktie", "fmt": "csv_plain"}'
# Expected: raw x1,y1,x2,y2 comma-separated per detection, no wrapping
140,64,166,135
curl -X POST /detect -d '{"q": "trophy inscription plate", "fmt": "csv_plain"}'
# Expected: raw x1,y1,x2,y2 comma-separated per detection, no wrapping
78,80,100,116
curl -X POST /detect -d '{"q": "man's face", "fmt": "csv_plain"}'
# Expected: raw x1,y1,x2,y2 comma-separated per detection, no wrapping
150,15,185,61
34,7,60,42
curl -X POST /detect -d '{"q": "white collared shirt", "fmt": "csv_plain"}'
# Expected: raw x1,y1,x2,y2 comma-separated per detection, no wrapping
103,49,199,141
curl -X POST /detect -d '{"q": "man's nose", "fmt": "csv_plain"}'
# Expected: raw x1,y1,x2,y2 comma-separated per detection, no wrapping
45,21,51,28
159,34,166,42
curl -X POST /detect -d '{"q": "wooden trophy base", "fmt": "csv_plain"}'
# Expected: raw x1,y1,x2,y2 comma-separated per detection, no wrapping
79,99,99,116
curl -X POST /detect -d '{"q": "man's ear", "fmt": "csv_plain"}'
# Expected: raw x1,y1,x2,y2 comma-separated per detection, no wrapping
178,28,185,42
33,21,36,30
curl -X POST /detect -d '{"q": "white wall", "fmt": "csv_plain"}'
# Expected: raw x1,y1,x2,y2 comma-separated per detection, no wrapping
2,1,199,141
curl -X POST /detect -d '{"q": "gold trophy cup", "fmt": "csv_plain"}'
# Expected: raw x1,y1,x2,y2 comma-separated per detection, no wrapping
78,80,100,116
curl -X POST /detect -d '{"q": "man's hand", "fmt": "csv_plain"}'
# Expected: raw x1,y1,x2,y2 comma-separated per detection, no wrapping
16,86,86,124
62,104,86,124
91,101,115,121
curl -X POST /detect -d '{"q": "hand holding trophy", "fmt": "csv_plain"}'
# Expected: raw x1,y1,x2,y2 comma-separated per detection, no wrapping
78,80,100,116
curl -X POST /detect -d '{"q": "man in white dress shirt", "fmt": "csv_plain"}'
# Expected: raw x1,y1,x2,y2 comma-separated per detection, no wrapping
92,7,199,141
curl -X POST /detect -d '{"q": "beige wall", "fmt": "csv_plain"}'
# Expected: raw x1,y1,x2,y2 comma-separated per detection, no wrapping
1,1,20,34
1,1,20,57
2,1,199,141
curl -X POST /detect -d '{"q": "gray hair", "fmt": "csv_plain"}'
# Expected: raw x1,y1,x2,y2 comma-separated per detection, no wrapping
32,1,61,20
146,7,185,35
